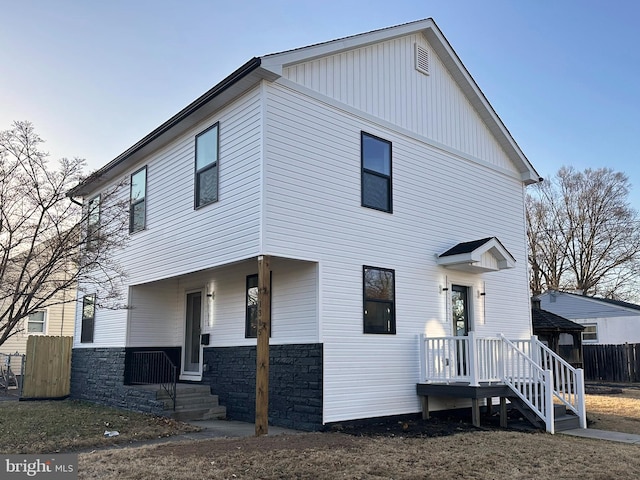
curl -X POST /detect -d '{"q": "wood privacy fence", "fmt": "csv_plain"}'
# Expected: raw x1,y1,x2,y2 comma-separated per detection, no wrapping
583,343,640,382
22,336,73,399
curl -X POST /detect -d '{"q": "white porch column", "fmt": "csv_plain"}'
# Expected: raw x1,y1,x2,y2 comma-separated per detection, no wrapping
468,331,480,386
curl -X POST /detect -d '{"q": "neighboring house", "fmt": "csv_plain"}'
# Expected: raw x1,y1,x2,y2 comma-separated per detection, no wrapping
531,298,584,369
539,290,640,345
0,288,76,357
67,19,583,432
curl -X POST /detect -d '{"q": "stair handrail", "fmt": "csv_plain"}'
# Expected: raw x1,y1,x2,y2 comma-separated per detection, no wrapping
129,350,177,411
499,335,555,433
531,336,587,428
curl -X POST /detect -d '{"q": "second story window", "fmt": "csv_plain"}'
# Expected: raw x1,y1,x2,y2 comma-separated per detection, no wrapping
130,166,147,233
86,195,100,250
361,132,392,213
195,123,219,208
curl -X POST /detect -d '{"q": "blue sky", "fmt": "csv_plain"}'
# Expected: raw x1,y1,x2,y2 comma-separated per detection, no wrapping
2,0,640,205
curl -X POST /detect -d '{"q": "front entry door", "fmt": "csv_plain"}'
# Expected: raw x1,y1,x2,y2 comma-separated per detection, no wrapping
451,285,470,376
183,291,202,378
452,285,470,336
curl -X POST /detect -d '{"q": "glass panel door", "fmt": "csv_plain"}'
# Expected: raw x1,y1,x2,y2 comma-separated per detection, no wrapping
452,285,470,376
184,291,202,374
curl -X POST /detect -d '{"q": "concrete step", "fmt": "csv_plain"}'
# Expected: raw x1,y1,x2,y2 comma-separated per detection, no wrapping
162,395,221,411
156,384,212,399
170,405,227,422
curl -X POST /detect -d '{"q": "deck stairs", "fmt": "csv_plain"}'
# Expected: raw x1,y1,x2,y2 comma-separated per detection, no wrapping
157,384,226,421
419,333,587,434
508,395,581,432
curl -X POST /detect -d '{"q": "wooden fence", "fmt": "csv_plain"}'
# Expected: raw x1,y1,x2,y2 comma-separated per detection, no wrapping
22,336,73,399
583,343,640,382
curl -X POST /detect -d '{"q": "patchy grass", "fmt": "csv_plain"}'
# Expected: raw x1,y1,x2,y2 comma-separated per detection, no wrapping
0,400,198,453
586,385,640,434
78,431,640,480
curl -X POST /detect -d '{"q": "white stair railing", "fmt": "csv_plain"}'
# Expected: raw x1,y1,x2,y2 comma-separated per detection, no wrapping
500,335,554,433
530,336,587,429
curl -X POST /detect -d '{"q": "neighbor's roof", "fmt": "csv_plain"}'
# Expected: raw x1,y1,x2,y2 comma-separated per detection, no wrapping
68,18,541,198
549,290,640,314
532,308,585,332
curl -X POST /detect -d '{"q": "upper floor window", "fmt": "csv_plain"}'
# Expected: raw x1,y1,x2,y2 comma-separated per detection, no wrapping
86,195,101,250
81,294,96,343
195,124,219,208
363,266,396,334
130,166,147,233
245,273,272,338
27,311,46,334
582,324,597,342
361,132,392,212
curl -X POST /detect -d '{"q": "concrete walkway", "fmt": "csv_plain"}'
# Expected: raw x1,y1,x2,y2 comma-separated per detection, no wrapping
559,428,640,444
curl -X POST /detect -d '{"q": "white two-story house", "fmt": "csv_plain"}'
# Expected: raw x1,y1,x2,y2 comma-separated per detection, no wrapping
68,19,582,432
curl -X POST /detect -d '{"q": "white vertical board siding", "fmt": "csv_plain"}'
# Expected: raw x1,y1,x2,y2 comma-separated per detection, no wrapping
114,86,263,285
127,279,181,347
264,83,532,422
282,34,514,173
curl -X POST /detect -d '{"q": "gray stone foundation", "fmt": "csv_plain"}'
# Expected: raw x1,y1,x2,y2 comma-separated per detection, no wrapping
70,347,165,415
202,343,323,431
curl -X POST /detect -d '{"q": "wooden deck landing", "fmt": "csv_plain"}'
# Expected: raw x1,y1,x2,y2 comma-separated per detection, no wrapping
416,383,513,428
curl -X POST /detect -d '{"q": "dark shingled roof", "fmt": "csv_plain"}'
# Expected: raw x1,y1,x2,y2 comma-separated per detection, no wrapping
532,309,585,332
439,237,495,257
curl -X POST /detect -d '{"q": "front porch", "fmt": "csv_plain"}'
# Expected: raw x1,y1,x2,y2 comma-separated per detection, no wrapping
417,333,587,433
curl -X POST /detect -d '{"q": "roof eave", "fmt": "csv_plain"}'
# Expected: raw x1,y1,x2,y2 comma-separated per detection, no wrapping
67,57,274,198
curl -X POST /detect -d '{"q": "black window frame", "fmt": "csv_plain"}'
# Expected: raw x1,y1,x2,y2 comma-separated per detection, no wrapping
129,166,147,233
81,294,96,343
363,266,396,334
245,272,272,339
194,123,220,209
361,131,392,213
86,195,101,251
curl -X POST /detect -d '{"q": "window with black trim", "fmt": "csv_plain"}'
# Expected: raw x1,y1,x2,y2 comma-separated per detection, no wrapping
361,132,392,212
86,195,100,250
81,294,96,343
363,266,395,334
245,273,272,338
27,311,46,334
195,124,219,208
129,166,147,233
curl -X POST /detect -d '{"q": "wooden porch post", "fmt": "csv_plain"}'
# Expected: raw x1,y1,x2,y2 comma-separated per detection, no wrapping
255,255,271,436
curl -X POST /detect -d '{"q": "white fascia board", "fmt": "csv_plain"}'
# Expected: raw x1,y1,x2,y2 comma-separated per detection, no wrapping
422,26,540,185
260,19,435,75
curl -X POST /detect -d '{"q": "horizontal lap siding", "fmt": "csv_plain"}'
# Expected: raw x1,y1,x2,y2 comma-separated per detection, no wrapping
127,279,180,347
119,87,263,285
282,34,514,172
75,88,264,347
264,83,531,422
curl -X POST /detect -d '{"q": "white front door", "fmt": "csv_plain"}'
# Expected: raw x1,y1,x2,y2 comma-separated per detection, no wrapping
182,290,203,380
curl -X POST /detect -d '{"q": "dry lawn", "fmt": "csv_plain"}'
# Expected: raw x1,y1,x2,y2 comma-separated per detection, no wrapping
0,400,198,453
76,386,640,480
586,384,640,433
78,431,640,480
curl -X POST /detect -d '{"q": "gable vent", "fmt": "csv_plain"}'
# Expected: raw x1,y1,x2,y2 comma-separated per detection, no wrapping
415,43,430,76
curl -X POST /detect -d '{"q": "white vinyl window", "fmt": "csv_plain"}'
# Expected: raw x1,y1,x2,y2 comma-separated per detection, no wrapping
27,311,46,334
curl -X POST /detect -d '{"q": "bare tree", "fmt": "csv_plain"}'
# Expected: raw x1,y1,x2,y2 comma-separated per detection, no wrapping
0,121,128,347
527,166,640,299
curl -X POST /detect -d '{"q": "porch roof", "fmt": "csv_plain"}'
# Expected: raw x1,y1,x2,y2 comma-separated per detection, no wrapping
437,237,515,273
